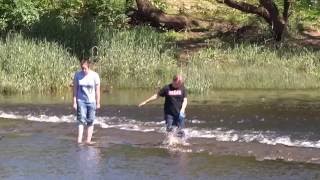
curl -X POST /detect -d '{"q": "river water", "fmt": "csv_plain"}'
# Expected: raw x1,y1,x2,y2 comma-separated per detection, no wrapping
1,90,320,179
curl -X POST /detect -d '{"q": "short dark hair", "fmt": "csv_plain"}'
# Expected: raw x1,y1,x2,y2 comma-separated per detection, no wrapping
80,58,90,66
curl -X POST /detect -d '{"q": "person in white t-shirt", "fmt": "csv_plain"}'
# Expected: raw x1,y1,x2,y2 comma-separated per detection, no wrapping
73,58,100,144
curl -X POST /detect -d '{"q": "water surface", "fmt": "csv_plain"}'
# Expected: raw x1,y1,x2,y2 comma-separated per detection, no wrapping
1,89,320,179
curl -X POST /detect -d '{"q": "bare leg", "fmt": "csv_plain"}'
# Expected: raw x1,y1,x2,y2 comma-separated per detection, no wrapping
78,124,84,143
86,125,94,144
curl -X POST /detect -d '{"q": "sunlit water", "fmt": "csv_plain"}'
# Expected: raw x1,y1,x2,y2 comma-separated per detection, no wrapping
1,89,320,179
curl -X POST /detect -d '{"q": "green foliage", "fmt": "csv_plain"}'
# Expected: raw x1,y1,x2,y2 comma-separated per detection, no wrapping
0,34,77,94
0,27,178,94
151,0,169,11
293,0,320,29
28,13,98,58
1,26,320,94
97,26,177,88
54,0,128,28
296,0,320,10
0,0,41,30
8,0,130,58
0,0,128,32
184,42,320,92
55,0,83,23
0,0,320,95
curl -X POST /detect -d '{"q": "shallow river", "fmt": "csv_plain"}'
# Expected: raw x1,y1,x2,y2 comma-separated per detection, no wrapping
1,90,320,179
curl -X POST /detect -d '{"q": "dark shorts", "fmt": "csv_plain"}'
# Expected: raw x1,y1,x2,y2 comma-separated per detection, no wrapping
77,101,96,126
164,114,185,132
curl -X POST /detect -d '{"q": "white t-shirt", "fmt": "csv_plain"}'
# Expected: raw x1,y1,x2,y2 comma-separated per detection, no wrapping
74,70,100,103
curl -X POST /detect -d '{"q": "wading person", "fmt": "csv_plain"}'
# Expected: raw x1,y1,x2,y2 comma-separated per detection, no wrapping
73,58,100,144
139,75,188,137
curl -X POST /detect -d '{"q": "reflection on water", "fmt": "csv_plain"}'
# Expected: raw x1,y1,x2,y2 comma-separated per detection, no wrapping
76,145,102,179
172,151,190,178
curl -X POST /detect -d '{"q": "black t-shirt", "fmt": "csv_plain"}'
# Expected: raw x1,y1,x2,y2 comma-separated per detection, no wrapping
158,84,187,116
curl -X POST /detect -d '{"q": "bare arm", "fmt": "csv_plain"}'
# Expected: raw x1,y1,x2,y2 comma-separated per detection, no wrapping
180,98,188,114
95,84,101,109
138,93,159,107
73,78,77,110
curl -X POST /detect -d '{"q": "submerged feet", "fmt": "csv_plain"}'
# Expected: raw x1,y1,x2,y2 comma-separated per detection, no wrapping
77,141,96,146
164,128,188,146
176,130,185,138
85,141,96,145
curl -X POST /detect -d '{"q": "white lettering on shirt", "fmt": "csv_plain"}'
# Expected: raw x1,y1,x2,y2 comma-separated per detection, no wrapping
168,90,182,96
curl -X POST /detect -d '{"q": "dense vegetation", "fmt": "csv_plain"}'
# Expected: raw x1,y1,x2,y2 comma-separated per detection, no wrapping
0,0,319,94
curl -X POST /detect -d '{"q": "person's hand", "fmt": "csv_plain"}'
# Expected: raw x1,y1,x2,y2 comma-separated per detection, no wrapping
96,103,101,109
138,101,146,107
73,102,77,110
179,111,186,119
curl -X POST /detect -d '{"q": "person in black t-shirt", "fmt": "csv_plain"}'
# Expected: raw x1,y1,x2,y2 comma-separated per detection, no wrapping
139,75,188,136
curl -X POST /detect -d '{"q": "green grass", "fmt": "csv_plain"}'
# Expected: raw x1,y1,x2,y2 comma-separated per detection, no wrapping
184,42,320,93
96,27,178,89
1,0,320,95
0,34,78,94
0,27,180,94
1,26,320,95
92,26,320,93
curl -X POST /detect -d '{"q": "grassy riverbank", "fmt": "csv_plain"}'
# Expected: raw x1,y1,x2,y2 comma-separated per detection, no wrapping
0,0,319,94
1,27,320,94
0,34,77,94
186,42,320,92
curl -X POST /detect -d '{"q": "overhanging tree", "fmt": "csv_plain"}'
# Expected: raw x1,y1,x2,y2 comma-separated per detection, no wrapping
216,0,292,41
127,0,198,30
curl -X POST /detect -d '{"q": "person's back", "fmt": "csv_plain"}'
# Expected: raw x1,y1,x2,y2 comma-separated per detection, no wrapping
159,83,187,117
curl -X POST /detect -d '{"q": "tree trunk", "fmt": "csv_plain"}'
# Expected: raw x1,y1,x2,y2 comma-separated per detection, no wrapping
128,0,198,31
217,0,291,41
272,20,285,41
259,0,286,41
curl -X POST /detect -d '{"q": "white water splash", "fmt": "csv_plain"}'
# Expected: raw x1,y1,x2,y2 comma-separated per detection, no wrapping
1,110,320,149
162,128,190,148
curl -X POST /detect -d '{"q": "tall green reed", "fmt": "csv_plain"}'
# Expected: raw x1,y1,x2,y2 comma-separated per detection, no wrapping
0,34,78,94
1,27,320,95
185,43,320,93
96,27,178,89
